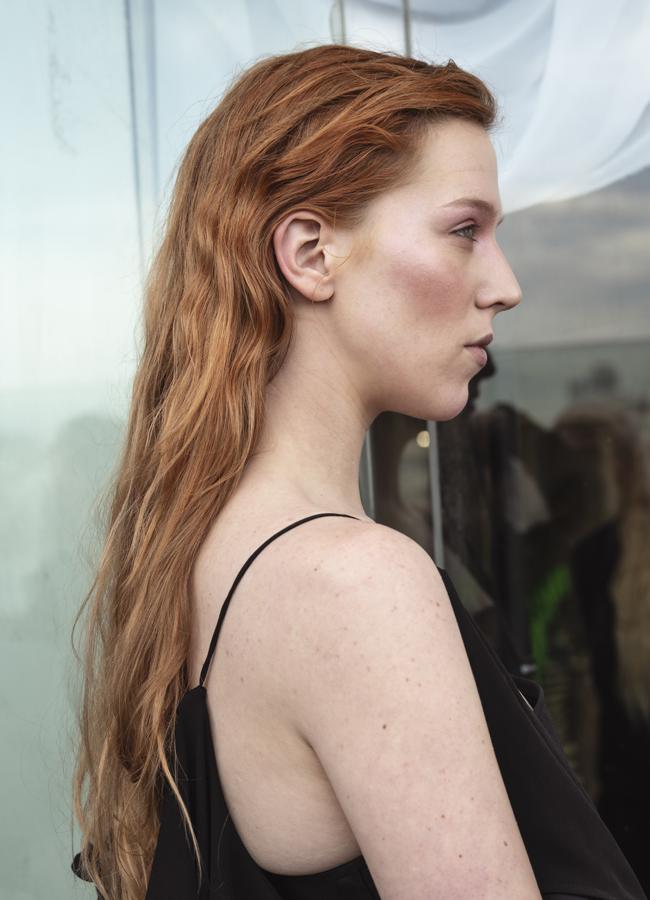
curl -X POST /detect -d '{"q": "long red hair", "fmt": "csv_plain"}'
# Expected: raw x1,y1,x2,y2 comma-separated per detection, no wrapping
71,42,498,899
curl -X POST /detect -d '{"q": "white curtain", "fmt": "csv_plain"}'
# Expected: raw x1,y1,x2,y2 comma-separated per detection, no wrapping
119,0,650,263
336,0,650,213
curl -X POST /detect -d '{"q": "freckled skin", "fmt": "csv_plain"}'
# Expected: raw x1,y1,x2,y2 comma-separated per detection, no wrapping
324,119,522,424
246,119,523,521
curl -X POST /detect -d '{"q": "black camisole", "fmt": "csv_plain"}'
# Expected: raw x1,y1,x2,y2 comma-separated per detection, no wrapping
72,512,647,899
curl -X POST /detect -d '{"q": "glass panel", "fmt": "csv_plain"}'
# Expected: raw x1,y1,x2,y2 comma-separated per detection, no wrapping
436,165,650,893
2,4,138,898
369,412,437,556
3,4,336,897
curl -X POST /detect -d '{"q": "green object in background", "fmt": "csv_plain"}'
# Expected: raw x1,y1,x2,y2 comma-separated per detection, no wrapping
528,564,571,679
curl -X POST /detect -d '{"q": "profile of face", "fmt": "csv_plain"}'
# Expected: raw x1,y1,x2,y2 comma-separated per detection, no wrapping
272,118,522,424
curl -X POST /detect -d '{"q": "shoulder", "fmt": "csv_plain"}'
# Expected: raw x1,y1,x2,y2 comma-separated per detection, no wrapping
276,516,540,894
277,515,459,698
288,514,445,597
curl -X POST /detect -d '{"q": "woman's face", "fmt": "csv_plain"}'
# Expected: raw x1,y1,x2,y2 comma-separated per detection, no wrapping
331,118,522,422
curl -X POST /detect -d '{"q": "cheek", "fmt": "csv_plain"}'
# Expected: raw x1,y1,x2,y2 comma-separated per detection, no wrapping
340,241,476,419
335,235,470,387
381,244,466,339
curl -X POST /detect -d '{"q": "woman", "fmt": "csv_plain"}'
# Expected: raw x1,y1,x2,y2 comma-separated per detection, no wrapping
71,44,647,900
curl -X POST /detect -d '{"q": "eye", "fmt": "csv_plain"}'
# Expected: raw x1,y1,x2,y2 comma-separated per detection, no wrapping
453,224,478,242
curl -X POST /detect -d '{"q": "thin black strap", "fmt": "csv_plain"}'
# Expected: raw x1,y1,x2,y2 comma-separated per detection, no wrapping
198,512,361,688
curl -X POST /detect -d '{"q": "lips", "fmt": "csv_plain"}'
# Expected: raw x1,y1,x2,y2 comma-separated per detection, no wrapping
465,333,493,348
465,344,488,366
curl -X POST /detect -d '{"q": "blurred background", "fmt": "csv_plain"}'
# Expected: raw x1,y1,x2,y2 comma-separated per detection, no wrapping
2,1,649,896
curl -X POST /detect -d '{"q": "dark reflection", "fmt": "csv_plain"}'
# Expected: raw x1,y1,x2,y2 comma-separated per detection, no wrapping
438,350,590,670
555,396,650,886
368,346,650,892
371,411,435,556
436,349,650,891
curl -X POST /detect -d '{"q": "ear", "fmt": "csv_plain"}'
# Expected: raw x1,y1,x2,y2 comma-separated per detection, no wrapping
272,211,336,303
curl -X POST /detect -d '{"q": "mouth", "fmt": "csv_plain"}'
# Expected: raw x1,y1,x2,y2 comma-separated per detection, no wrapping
465,333,493,348
464,344,489,366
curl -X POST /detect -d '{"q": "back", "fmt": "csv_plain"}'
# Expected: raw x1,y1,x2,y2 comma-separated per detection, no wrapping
74,511,648,898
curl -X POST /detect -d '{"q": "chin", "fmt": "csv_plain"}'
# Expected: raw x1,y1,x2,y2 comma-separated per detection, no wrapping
429,388,470,422
386,382,470,423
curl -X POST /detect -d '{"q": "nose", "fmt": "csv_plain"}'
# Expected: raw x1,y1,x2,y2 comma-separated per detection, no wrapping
475,245,522,312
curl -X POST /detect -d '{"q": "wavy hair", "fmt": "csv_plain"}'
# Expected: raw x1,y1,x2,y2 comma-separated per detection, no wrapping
71,42,498,899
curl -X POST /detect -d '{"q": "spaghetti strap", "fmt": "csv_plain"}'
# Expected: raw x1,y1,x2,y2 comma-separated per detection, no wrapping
197,511,361,688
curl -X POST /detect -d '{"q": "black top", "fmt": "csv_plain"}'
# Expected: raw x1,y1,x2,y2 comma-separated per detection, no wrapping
72,512,647,899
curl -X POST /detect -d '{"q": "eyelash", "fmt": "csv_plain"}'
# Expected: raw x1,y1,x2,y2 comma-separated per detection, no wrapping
453,224,478,242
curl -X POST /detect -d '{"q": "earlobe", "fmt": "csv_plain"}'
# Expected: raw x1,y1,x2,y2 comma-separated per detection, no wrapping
272,211,335,303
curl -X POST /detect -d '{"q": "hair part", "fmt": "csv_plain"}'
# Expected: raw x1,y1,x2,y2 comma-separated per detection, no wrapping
71,42,498,899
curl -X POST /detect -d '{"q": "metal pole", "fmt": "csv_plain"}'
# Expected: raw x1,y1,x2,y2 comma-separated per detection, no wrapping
427,420,445,567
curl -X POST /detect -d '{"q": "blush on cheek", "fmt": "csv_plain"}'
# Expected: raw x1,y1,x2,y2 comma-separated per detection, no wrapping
384,250,463,322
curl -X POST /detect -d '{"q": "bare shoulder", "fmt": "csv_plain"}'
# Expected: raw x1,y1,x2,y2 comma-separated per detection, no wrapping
290,514,444,592
283,515,453,646
280,516,541,899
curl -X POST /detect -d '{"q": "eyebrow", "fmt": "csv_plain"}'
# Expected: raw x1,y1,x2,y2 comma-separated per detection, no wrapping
442,197,505,226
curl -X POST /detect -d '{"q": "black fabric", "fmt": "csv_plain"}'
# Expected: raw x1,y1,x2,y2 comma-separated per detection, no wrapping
72,511,647,899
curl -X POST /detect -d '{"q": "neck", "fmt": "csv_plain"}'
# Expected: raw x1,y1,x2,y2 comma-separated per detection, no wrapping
237,352,374,521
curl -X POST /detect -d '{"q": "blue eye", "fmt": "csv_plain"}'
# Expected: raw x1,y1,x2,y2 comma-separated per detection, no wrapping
454,224,478,242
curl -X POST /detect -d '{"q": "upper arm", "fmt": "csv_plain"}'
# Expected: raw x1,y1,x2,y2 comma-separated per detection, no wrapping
285,523,541,900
